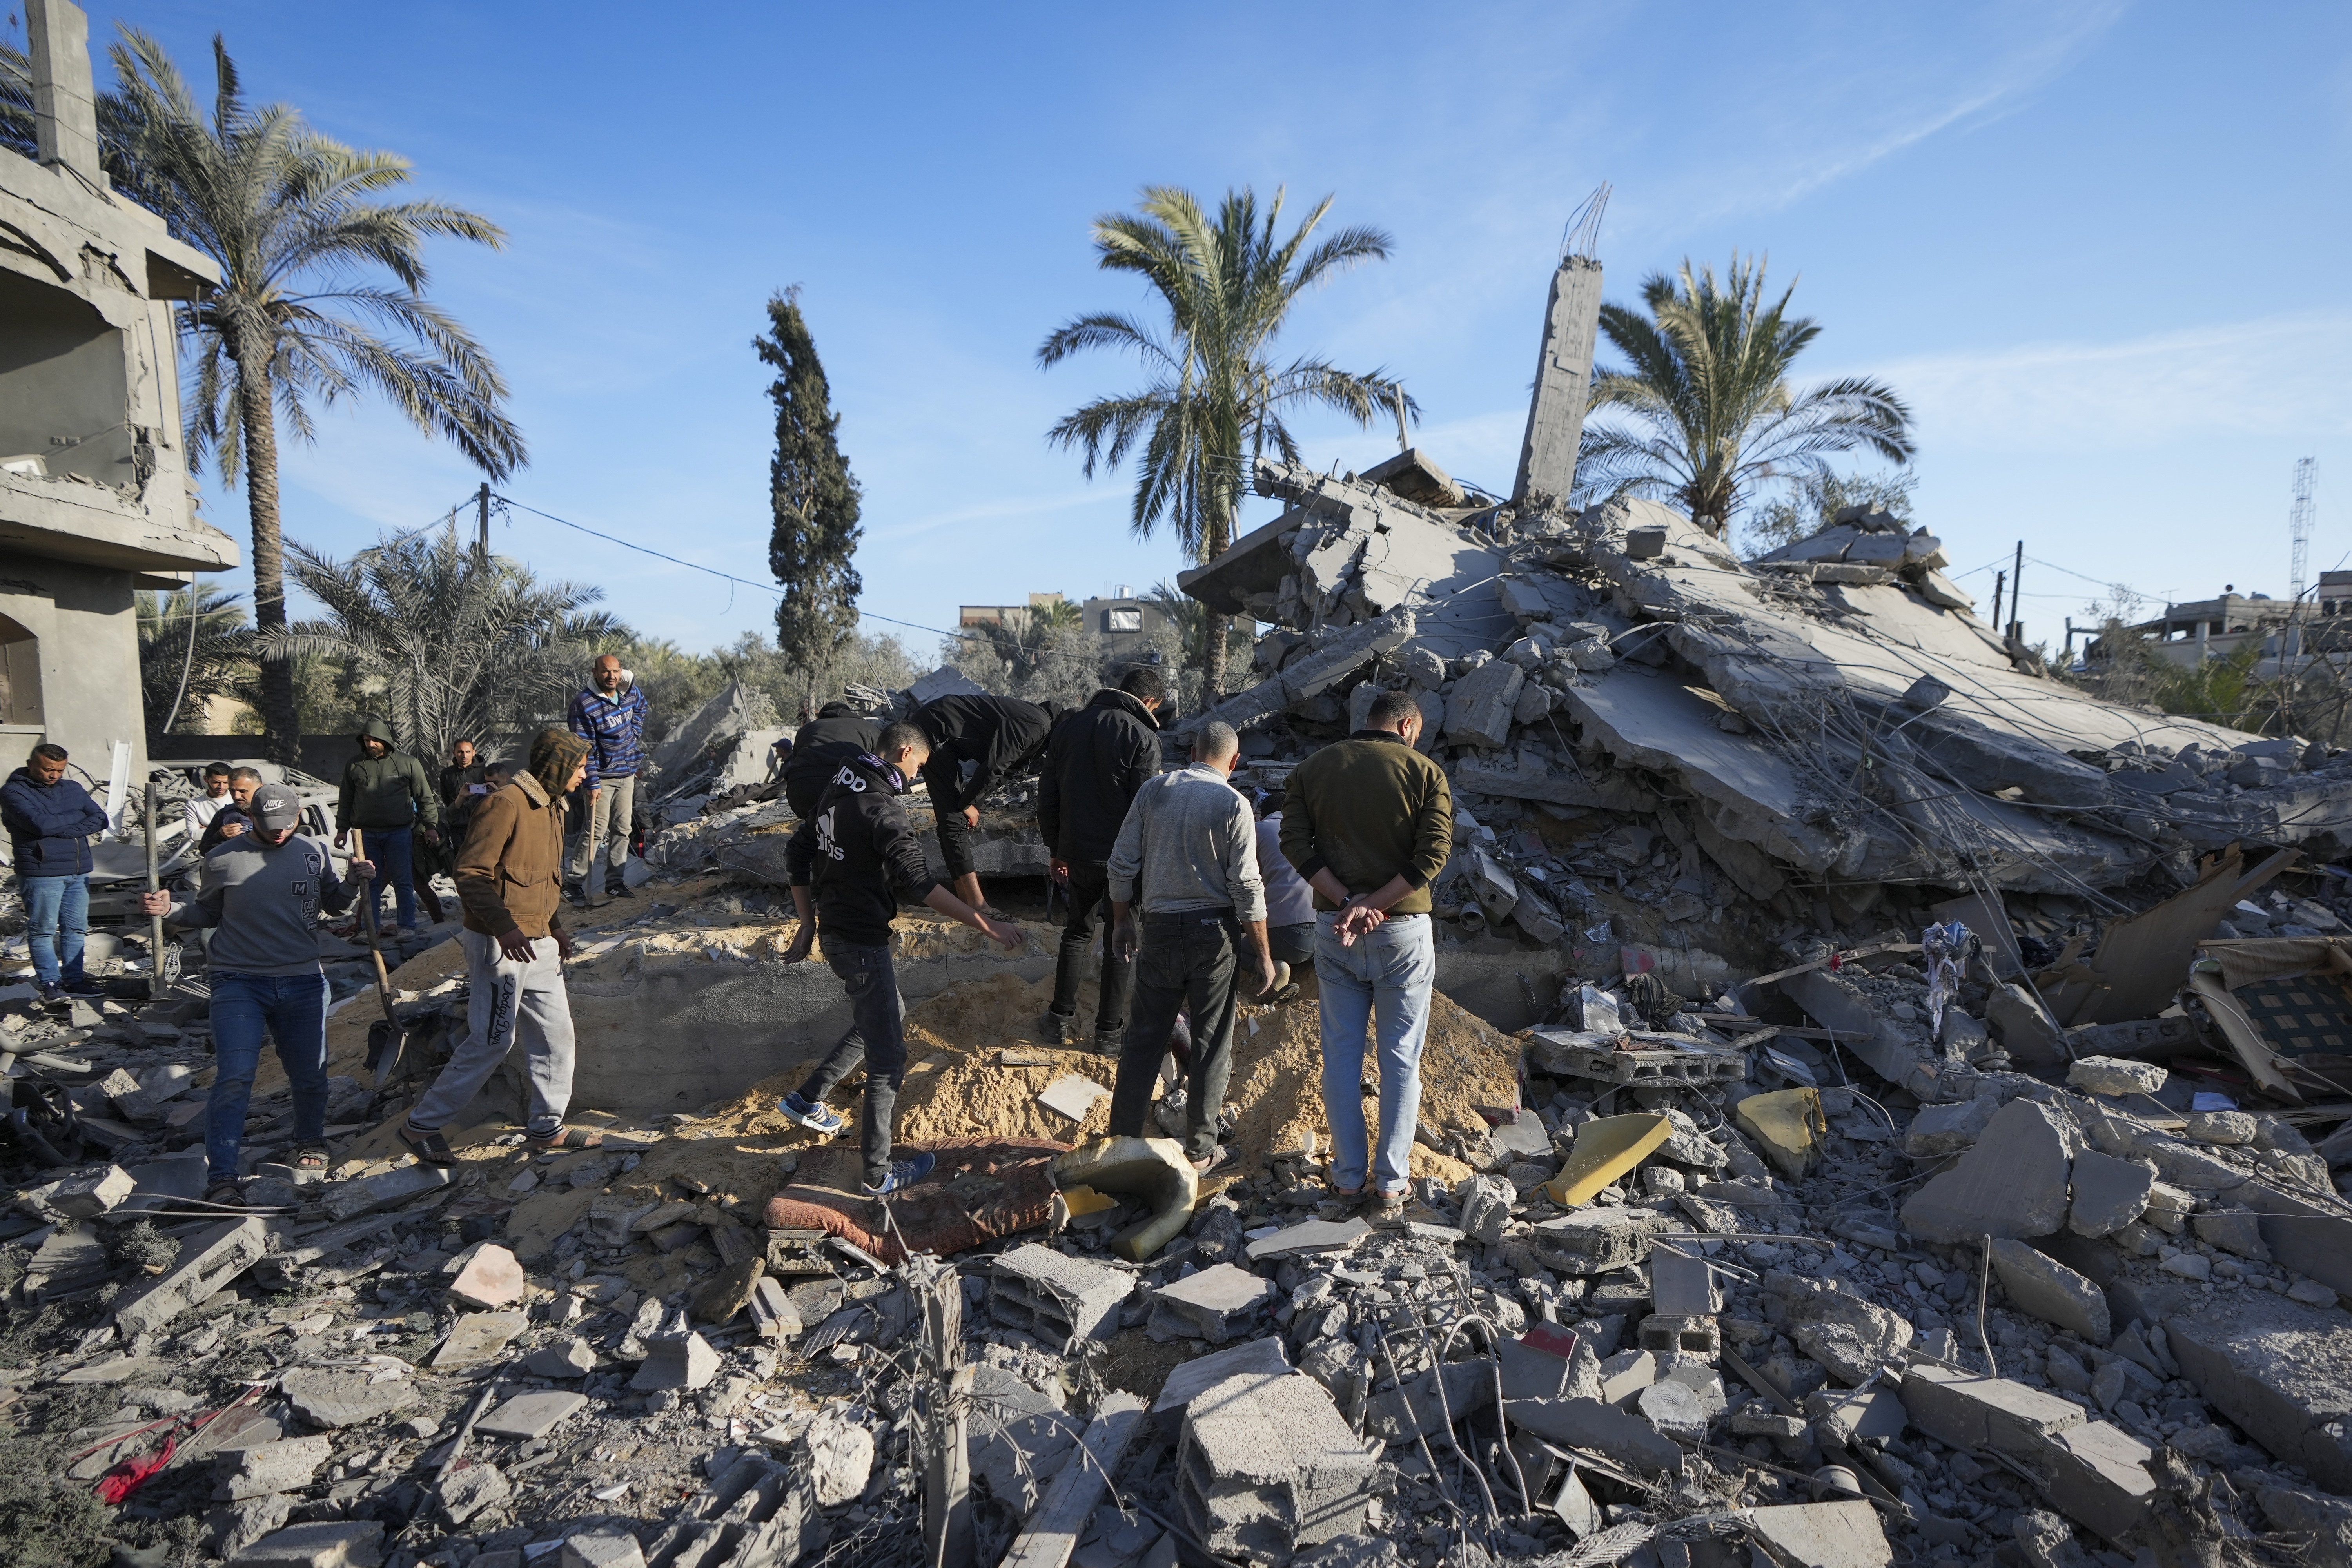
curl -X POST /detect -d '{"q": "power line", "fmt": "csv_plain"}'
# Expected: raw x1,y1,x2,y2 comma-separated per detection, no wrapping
489,494,984,644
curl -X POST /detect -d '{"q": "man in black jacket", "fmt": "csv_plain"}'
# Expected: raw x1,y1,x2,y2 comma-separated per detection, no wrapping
783,701,881,820
1038,666,1165,1051
913,693,1056,915
773,724,1021,1194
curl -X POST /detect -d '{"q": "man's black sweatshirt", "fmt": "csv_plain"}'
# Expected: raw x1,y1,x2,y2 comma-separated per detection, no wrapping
915,694,1056,810
783,705,881,817
1040,687,1160,863
784,751,940,947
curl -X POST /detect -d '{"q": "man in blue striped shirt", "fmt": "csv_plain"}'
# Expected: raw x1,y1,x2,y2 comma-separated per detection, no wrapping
566,654,649,903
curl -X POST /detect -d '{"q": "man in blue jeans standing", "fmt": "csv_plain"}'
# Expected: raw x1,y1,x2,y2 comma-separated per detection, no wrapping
1281,690,1454,1223
334,718,439,936
772,724,1022,1194
142,784,374,1206
1,743,112,1004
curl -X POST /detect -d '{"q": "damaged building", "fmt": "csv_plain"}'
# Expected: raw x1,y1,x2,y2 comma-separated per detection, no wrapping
0,0,236,778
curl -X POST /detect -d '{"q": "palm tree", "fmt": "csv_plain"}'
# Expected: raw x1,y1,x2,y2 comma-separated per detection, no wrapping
105,31,526,762
136,584,256,733
1577,254,1914,537
267,534,624,765
1039,186,1410,698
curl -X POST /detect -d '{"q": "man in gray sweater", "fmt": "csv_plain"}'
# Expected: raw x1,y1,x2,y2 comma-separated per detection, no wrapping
1104,721,1274,1175
141,783,373,1206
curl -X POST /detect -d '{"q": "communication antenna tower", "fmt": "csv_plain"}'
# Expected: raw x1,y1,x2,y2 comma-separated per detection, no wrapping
2290,456,2317,601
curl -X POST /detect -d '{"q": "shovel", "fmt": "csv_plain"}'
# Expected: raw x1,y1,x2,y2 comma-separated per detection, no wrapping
351,830,414,1087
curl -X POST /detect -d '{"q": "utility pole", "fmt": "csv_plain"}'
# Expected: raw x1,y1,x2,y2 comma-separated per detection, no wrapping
2007,541,2024,644
475,482,491,559
1991,571,2006,634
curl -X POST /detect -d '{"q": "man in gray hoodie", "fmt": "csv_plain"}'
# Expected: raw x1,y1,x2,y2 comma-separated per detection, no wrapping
141,784,374,1206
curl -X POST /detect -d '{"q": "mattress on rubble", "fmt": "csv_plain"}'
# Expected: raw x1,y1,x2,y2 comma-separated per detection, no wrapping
762,1135,1069,1263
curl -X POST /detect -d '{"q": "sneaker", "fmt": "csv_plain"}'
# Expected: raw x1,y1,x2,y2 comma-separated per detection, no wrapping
36,984,64,1006
776,1092,846,1137
59,975,106,996
1092,1033,1123,1059
564,883,589,907
1038,1011,1077,1047
606,883,636,900
863,1151,937,1196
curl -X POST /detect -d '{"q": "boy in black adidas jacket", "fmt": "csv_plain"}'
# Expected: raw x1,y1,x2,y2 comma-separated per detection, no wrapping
775,722,1022,1193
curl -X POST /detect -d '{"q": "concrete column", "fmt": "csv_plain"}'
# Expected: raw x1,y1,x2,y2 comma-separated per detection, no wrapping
1512,255,1604,505
2194,621,2209,662
27,0,102,183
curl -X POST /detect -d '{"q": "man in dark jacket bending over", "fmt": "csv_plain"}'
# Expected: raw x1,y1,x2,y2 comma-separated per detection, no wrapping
913,693,1056,915
1038,666,1164,1052
773,724,1022,1194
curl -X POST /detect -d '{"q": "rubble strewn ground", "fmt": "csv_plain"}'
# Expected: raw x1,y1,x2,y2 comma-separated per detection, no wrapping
17,470,2352,1564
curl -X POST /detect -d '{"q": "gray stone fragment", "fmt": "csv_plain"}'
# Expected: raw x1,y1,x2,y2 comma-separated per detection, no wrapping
1503,1396,1684,1477
51,1164,135,1218
632,1331,720,1391
1743,1499,1891,1568
430,1311,528,1370
1636,1378,1708,1443
209,1494,292,1560
2187,1110,2258,1145
439,1460,509,1525
1152,1338,1292,1435
1443,659,1523,749
1649,1245,1721,1317
1902,1100,2072,1243
2066,1149,2153,1238
2164,1290,2352,1491
227,1520,385,1567
281,1368,419,1429
2066,1057,2166,1097
1986,984,2068,1066
988,1243,1130,1350
1531,1207,1666,1274
1990,1240,2110,1343
1246,1218,1371,1262
1902,1097,1997,1158
477,1390,589,1440
1454,1176,1512,1247
1787,1287,1913,1385
1150,1263,1273,1344
319,1163,455,1222
117,1216,269,1337
1175,1372,1377,1561
217,1434,335,1500
2192,1207,2271,1261
559,1535,646,1568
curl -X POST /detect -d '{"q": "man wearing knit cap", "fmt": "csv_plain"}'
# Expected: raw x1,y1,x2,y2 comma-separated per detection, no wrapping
399,728,604,1162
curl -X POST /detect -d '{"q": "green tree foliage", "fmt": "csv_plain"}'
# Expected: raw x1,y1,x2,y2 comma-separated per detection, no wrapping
1038,185,1408,699
1742,469,1918,556
265,534,623,762
1579,254,1913,537
102,30,524,763
756,289,864,700
136,584,255,733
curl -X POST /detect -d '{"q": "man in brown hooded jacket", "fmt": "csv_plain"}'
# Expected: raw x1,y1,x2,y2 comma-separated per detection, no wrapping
399,729,606,1160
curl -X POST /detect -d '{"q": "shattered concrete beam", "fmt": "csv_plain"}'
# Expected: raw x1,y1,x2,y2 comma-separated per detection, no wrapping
1185,609,1416,736
1512,254,1604,505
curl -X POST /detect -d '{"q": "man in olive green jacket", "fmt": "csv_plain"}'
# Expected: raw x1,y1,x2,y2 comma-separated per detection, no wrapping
334,717,441,936
1280,688,1453,1220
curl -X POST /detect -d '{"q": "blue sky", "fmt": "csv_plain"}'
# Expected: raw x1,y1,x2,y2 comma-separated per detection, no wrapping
59,0,2352,657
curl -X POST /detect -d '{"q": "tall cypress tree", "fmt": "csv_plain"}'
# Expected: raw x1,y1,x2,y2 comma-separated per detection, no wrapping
755,288,863,701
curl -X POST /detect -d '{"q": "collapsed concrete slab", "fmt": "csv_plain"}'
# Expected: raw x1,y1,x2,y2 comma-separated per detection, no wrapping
1900,1100,2072,1243
2161,1289,2352,1492
1175,1372,1377,1564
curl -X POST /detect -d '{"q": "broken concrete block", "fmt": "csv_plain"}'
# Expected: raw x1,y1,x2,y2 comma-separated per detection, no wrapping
2140,1181,2193,1233
1443,659,1523,749
319,1163,455,1223
747,1277,803,1339
1530,1207,1667,1275
1635,1379,1709,1443
1788,1288,1913,1385
210,1495,292,1561
989,1243,1130,1351
1735,1089,1826,1178
2137,1136,2248,1192
217,1434,335,1500
1249,1218,1371,1263
117,1216,268,1338
1649,1245,1721,1318
1899,1364,2086,1459
2192,1206,2270,1261
227,1520,385,1567
1804,1385,1906,1448
559,1534,646,1568
1175,1372,1377,1560
2163,1290,2352,1491
1597,1348,1656,1404
1503,1396,1684,1477
476,1390,589,1440
2041,1421,2158,1543
1363,1359,1494,1443
1153,1338,1292,1434
1902,1096,1997,1158
632,1331,720,1391
1901,1100,2072,1244
1455,1175,1513,1246
525,1337,597,1378
429,1311,528,1370
586,1192,660,1247
280,1368,419,1430
1150,1263,1272,1344
51,1164,135,1219
448,1243,525,1310
804,1411,875,1508
439,1460,509,1526
2089,1356,2160,1412
2188,1110,2258,1145
1989,1240,2109,1344
2066,1057,2166,1097
1986,984,2067,1066
1543,1112,1670,1207
2066,1149,2153,1238
690,1258,765,1325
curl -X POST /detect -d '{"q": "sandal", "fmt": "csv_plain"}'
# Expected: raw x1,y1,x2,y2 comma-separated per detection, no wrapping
397,1122,456,1166
526,1126,604,1151
292,1145,331,1171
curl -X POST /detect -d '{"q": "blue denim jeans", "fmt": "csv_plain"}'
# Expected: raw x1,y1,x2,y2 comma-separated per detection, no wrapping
208,970,330,1183
797,940,908,1188
364,826,417,931
20,874,88,988
1316,911,1436,1197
